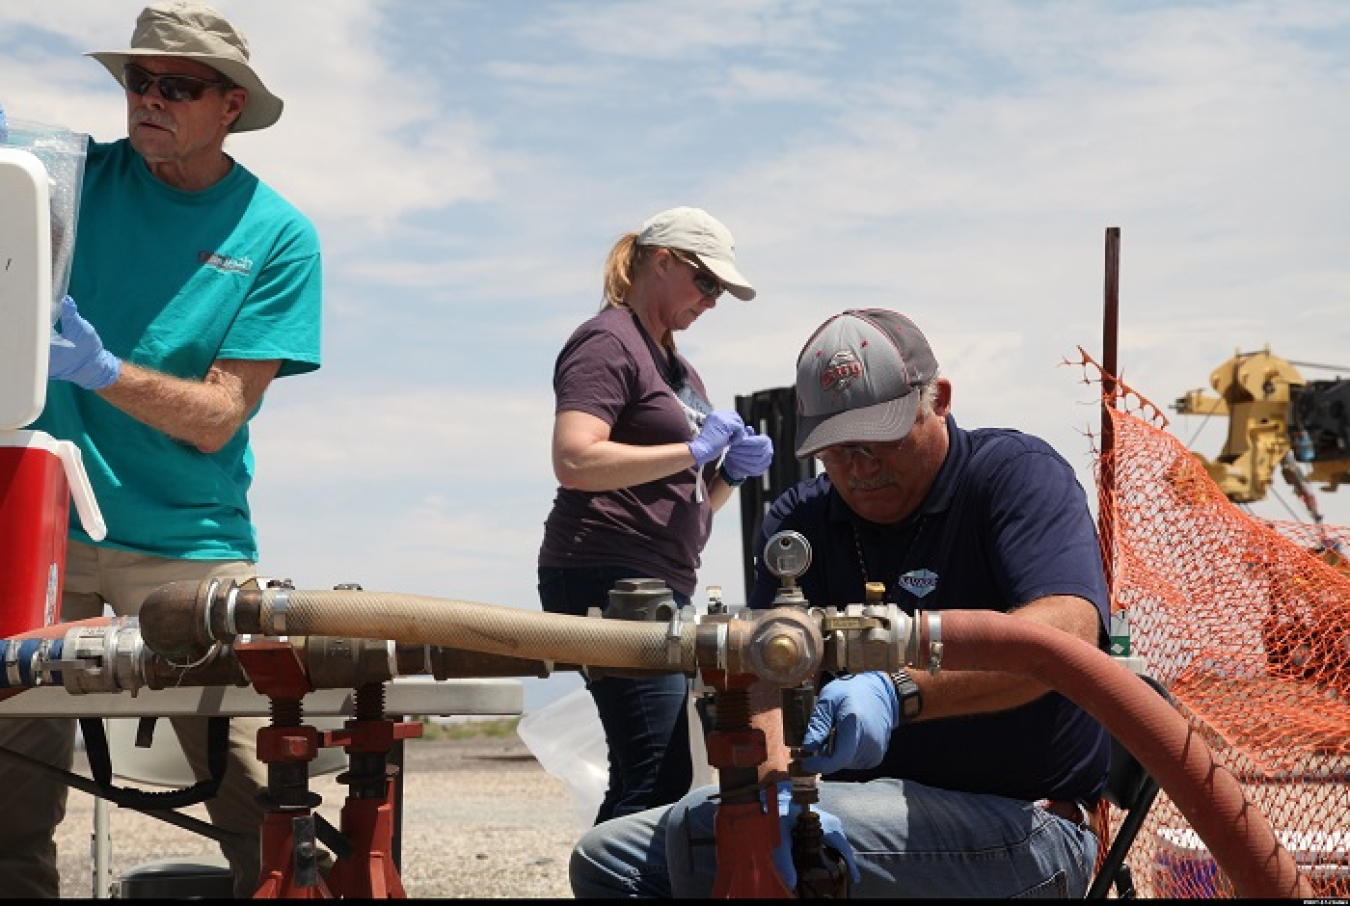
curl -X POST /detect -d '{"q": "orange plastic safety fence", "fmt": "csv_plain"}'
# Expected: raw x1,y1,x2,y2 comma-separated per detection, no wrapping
1073,351,1350,898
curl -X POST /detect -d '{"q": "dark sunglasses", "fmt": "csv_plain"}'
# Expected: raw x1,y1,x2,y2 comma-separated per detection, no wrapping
669,250,724,300
122,63,231,102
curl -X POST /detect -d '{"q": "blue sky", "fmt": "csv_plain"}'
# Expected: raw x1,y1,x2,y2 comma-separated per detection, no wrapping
3,1,1349,711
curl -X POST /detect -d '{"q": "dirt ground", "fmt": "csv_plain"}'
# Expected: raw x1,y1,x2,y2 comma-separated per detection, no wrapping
57,736,577,899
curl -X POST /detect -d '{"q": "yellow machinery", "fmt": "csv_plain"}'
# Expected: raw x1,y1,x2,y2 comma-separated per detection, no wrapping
1172,347,1350,510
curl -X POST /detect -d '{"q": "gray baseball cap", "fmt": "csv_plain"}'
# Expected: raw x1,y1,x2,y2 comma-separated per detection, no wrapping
794,309,939,458
637,206,756,301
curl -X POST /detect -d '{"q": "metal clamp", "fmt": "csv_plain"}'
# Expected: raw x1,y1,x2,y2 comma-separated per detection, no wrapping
269,588,290,635
927,611,943,675
4,638,23,688
665,607,686,667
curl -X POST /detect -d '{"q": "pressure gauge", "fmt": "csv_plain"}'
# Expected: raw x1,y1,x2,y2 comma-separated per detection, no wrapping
763,531,812,584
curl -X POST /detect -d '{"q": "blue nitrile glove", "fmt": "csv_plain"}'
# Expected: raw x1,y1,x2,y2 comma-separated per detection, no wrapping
768,781,861,892
687,410,745,468
800,672,899,775
49,296,121,390
722,426,775,483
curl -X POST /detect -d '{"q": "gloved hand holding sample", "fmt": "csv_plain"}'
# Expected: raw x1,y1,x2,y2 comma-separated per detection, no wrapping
49,296,121,390
722,426,775,483
688,409,745,468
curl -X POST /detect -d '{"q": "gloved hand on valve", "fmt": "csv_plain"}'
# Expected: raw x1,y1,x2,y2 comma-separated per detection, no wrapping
721,425,775,484
800,672,900,775
687,409,745,468
49,296,122,390
767,781,860,891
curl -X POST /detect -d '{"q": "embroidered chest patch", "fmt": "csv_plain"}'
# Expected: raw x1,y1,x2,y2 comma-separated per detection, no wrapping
898,568,938,599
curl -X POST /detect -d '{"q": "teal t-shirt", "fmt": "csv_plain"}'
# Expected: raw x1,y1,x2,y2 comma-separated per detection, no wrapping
30,139,322,560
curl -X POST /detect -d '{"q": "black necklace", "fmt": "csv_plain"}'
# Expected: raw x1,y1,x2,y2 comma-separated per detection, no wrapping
630,309,712,425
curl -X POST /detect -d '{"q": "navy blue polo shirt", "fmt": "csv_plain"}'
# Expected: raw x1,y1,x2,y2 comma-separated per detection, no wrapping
749,415,1111,803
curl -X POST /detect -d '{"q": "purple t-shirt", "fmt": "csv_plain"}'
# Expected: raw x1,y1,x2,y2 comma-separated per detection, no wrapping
538,306,717,597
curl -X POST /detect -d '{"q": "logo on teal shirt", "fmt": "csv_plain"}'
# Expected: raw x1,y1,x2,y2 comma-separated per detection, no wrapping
198,250,254,274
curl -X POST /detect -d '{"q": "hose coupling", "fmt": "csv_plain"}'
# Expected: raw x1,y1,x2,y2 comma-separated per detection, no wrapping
55,617,147,694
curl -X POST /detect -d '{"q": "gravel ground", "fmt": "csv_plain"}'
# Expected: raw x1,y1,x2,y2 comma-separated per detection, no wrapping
58,736,578,899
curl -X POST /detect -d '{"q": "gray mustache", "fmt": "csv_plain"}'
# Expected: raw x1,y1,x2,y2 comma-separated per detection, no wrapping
132,111,177,132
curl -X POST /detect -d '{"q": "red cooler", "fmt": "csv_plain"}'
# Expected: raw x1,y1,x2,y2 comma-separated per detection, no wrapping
0,431,105,638
0,434,70,636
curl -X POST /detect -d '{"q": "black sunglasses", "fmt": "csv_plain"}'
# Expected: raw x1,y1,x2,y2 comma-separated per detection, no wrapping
122,63,231,102
669,250,724,300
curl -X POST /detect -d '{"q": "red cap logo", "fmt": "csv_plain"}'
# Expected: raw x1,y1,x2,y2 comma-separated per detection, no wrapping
820,350,864,396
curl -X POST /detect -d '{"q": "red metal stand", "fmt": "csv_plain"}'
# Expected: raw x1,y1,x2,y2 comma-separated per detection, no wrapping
232,645,418,901
323,688,422,899
238,640,336,899
236,643,422,899
710,799,792,898
254,809,335,899
701,669,793,898
323,776,405,898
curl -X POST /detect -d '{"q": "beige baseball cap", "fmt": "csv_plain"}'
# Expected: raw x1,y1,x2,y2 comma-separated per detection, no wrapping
637,206,756,301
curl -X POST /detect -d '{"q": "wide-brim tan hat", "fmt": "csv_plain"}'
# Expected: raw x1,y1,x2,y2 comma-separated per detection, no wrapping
87,1,282,133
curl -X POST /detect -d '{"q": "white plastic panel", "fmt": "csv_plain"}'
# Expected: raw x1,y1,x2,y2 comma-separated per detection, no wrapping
0,148,52,429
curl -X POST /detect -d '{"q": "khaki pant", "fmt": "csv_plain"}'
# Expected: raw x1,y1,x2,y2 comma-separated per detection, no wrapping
0,543,266,898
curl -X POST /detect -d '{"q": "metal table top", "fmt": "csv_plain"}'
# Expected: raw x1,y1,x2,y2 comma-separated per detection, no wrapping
0,676,524,719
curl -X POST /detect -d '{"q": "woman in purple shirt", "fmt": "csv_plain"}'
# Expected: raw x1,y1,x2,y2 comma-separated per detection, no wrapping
537,206,773,822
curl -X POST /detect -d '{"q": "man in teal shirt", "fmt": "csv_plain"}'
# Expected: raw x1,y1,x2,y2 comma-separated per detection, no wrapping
0,3,321,897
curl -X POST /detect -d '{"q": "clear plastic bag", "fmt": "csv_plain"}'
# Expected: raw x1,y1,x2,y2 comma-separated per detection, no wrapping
517,686,608,830
517,680,716,832
0,112,88,326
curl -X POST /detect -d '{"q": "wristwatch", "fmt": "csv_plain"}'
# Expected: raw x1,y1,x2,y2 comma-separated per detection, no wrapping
718,464,745,488
889,670,923,721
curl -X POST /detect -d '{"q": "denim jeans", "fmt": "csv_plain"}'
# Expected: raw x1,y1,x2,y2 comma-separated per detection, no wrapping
570,779,1099,898
538,565,693,825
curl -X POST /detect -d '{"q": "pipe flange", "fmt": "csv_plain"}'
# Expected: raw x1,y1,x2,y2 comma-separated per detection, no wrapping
110,617,148,689
713,621,729,673
202,577,222,643
223,579,240,640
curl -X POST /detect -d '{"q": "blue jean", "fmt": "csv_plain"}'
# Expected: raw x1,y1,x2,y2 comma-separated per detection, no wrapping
538,565,693,824
570,779,1100,898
